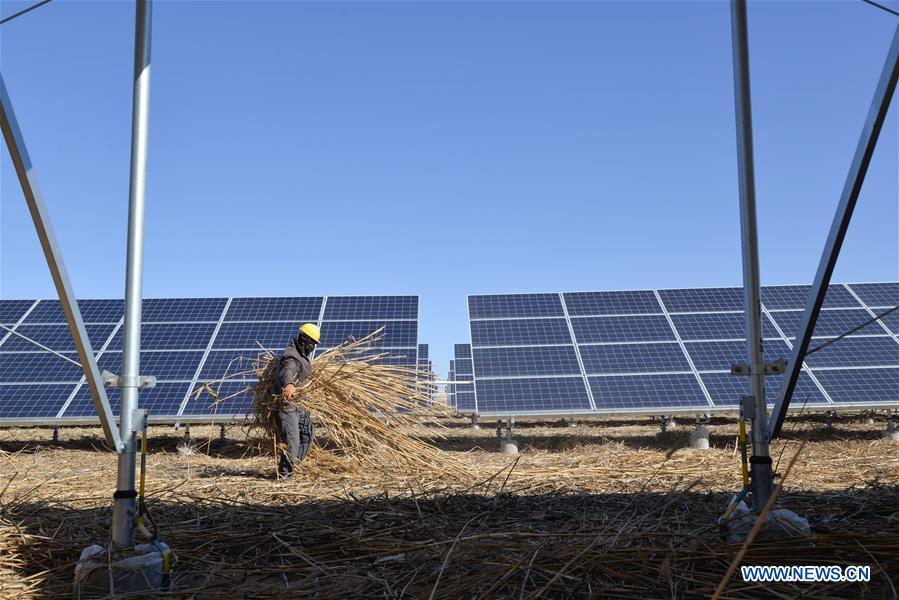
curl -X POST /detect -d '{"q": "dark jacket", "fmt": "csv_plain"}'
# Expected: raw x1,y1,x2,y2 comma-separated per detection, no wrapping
276,336,313,395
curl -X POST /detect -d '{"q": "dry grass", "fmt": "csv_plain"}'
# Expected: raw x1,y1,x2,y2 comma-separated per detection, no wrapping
0,414,897,598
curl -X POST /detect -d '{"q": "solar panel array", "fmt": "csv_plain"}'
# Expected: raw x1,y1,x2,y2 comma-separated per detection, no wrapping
0,296,419,425
453,344,475,412
447,359,456,408
466,283,899,417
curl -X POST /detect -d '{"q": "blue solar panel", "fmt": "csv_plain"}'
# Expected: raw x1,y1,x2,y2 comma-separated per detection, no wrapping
79,299,125,323
0,300,37,324
23,299,124,324
64,383,190,418
225,297,323,322
0,384,76,419
469,294,563,319
670,313,780,341
579,343,691,375
684,339,793,372
454,358,473,376
319,321,417,347
882,312,899,336
658,287,744,313
418,344,429,361
0,324,117,353
700,372,827,408
845,283,899,308
589,374,708,410
142,298,227,322
0,352,84,382
570,315,675,343
182,381,254,418
563,290,662,316
767,309,887,339
761,285,861,310
804,337,899,368
106,323,216,351
476,377,591,413
323,296,417,320
199,350,258,381
97,351,205,381
812,368,899,404
213,322,299,350
455,389,476,411
470,318,572,346
473,346,581,378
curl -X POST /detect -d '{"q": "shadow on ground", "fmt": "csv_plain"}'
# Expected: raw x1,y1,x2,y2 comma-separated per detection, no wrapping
3,485,897,599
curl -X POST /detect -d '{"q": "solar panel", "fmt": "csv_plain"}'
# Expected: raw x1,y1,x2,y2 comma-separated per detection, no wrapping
589,374,709,411
570,315,676,343
700,372,828,408
181,381,254,418
97,351,206,381
106,323,217,351
319,320,417,347
0,352,84,382
669,313,780,341
0,384,76,419
453,344,476,411
141,298,227,322
658,287,745,313
466,283,899,417
684,339,792,372
224,297,323,322
213,322,301,350
323,296,417,320
469,294,563,319
0,295,419,425
767,309,887,338
63,383,190,419
0,324,117,353
844,282,899,308
473,346,581,378
471,318,572,347
812,368,899,405
579,343,691,375
418,344,429,361
803,337,899,369
475,377,591,413
562,290,663,316
0,300,37,324
760,284,862,310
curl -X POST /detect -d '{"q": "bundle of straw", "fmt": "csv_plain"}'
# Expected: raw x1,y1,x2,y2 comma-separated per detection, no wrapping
197,330,465,477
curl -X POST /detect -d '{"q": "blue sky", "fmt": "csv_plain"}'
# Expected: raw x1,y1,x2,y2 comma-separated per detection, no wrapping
1,0,897,375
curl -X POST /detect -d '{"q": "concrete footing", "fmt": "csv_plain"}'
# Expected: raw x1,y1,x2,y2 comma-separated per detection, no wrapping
470,415,480,430
884,414,898,443
690,426,710,450
660,417,677,433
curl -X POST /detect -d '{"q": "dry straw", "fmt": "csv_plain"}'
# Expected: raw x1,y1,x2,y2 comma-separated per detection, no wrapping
194,330,467,478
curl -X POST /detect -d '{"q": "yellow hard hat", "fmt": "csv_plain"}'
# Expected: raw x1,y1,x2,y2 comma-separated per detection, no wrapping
299,323,321,344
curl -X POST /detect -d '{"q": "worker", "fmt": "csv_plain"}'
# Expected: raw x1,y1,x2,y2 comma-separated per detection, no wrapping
274,323,320,479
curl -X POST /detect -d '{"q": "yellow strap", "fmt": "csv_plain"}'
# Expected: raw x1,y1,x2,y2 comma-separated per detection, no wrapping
738,420,750,488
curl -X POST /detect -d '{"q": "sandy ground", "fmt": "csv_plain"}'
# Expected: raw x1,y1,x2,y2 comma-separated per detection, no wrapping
1,413,897,598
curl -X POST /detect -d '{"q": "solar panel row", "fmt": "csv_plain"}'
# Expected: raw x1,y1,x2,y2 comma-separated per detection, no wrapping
0,296,419,424
466,283,899,416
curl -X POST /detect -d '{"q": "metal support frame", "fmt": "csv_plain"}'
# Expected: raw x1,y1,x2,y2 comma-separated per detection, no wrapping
730,0,772,511
111,0,153,550
769,25,899,440
0,77,121,451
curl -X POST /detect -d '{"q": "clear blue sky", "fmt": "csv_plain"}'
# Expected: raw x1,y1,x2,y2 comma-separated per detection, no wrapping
1,1,897,376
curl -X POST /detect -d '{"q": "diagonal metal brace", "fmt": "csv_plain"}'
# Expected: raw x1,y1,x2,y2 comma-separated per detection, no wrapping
769,24,899,440
0,74,122,451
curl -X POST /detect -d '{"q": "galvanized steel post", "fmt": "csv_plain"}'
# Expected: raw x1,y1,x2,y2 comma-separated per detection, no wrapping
730,0,773,511
111,0,153,550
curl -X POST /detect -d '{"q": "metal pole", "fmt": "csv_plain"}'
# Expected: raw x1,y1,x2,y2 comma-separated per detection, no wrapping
769,24,899,440
111,0,152,550
0,75,122,451
730,0,772,511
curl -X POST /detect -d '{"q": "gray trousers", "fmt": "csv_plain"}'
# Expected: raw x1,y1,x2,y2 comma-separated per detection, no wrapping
277,403,314,476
